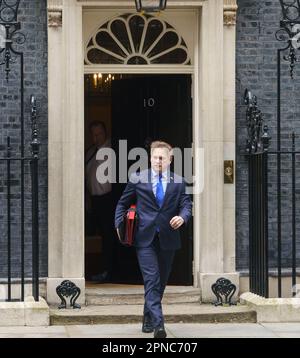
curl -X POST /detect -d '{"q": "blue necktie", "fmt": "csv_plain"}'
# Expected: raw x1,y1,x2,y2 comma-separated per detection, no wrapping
156,174,164,208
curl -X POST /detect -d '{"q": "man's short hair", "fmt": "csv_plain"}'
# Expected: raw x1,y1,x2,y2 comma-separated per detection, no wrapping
89,120,107,136
150,141,173,153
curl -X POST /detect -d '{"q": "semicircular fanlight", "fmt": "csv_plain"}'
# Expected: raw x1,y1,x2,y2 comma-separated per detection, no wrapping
85,13,191,65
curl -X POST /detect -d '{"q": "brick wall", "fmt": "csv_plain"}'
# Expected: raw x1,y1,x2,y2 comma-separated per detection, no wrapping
0,0,48,278
236,0,300,270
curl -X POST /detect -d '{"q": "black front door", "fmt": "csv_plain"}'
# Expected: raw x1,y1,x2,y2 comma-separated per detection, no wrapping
112,75,193,285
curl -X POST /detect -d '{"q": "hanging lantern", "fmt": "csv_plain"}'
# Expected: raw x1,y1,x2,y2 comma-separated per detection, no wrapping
135,0,167,13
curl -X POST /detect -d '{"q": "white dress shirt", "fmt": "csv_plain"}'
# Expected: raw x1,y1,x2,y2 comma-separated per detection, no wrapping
85,139,112,196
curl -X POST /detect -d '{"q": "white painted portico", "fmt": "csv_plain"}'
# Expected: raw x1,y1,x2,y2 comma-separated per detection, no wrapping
46,0,238,304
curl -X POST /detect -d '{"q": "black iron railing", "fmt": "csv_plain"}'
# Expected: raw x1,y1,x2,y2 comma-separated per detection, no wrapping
267,139,300,298
0,96,40,302
245,90,271,298
0,1,40,302
245,89,300,298
30,95,40,301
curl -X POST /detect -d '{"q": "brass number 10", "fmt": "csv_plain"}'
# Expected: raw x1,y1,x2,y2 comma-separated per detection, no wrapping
144,98,155,108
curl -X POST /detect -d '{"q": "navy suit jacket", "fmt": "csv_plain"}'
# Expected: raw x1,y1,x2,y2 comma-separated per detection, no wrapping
114,169,192,250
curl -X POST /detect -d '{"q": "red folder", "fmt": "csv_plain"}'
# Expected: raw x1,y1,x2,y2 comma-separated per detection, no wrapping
118,205,138,247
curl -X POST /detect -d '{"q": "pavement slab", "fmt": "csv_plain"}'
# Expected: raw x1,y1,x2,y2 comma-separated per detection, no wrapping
0,323,299,338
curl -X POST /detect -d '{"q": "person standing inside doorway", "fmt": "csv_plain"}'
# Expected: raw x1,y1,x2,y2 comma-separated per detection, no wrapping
85,120,113,282
115,141,192,338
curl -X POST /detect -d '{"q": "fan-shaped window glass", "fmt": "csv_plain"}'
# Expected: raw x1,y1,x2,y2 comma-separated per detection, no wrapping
129,15,145,52
85,13,191,65
143,19,164,54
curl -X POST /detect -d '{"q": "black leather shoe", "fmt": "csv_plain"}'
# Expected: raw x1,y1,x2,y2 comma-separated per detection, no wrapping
154,325,167,338
142,314,154,333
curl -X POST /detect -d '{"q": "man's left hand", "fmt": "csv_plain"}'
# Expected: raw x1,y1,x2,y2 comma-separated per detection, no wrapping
170,216,184,230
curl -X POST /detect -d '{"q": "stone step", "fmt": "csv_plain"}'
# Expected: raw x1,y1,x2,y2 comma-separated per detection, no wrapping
85,284,201,305
50,303,257,326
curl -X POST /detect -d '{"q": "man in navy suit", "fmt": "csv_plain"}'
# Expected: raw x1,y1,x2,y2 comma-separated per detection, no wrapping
115,141,192,338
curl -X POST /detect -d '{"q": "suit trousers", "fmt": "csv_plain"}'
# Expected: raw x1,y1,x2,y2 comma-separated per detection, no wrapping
136,234,175,328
